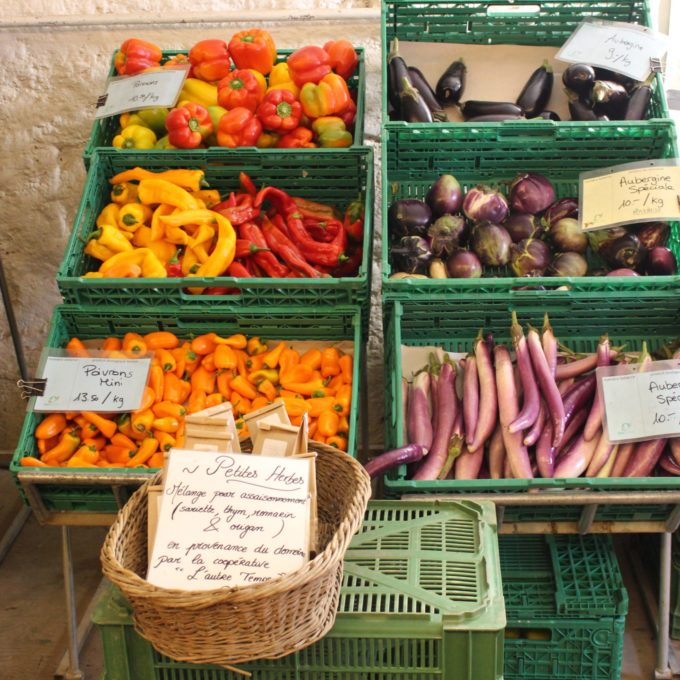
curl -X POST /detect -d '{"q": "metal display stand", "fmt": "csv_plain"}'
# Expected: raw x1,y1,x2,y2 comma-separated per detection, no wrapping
404,491,680,679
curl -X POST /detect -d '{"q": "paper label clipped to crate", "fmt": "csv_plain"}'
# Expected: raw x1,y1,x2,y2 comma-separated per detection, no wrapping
147,449,312,591
579,159,680,232
33,351,151,412
556,19,668,81
598,359,680,443
95,65,189,119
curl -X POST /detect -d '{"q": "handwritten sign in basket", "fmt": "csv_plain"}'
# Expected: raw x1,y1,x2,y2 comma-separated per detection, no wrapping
147,449,313,590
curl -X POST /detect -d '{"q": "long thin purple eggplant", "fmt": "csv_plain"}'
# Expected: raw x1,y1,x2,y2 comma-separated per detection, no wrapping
469,331,498,452
455,442,484,480
527,324,565,446
585,430,614,477
583,335,610,441
553,432,600,478
555,352,617,380
413,359,457,480
495,344,534,478
536,419,556,478
558,378,575,395
488,422,506,479
504,454,514,479
623,438,666,477
596,444,619,477
542,314,558,376
429,353,440,438
402,377,409,445
660,452,680,476
463,354,479,446
611,442,635,477
556,407,589,457
524,401,546,446
364,444,426,478
407,370,433,451
670,437,680,466
562,374,596,428
509,313,541,434
438,435,464,480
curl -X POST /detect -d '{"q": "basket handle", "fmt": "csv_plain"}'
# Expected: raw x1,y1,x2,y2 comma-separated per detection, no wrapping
495,121,559,142
486,3,542,17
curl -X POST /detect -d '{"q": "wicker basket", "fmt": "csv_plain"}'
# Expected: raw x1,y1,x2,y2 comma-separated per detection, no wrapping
100,441,371,669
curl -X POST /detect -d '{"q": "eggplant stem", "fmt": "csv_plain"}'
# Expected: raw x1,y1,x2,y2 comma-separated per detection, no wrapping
388,38,400,62
437,435,463,480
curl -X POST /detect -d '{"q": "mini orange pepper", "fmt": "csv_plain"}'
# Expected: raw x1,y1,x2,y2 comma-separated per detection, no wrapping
153,430,176,452
178,379,193,404
205,392,225,408
300,348,322,370
148,451,166,469
229,374,258,400
317,409,340,437
308,420,318,439
153,401,186,419
35,413,67,440
230,394,252,416
235,349,250,379
116,413,135,439
149,365,164,404
131,409,154,434
152,417,181,433
275,396,310,418
104,445,134,464
335,383,352,417
66,337,89,357
163,372,184,403
257,378,278,401
339,354,353,383
201,352,216,372
246,353,266,371
247,336,267,355
306,396,336,418
261,341,285,369
187,388,207,414
280,364,314,386
144,331,180,350
75,445,99,465
338,414,350,435
216,370,233,399
285,380,330,397
191,365,216,394
102,337,122,351
111,432,136,450
289,414,303,427
126,437,159,467
327,374,345,391
135,385,156,413
37,435,58,455
251,396,270,411
191,334,217,356
326,435,348,450
123,332,147,357
82,412,117,439
320,347,341,378
279,348,300,377
214,344,238,370
20,456,49,467
157,348,176,373
42,430,81,464
213,333,248,349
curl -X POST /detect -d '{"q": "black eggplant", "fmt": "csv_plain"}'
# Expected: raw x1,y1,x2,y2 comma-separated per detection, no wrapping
465,114,525,122
408,66,447,122
600,232,646,270
532,111,561,121
399,78,434,122
461,100,523,119
388,199,432,238
562,63,596,95
516,60,554,117
568,99,598,121
594,67,638,92
591,80,629,118
624,74,655,120
387,39,411,114
390,236,433,274
436,58,466,105
636,222,669,250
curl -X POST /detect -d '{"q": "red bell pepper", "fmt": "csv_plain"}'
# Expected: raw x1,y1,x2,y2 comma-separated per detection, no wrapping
165,102,213,149
228,29,277,75
114,39,162,76
323,40,359,81
286,46,332,87
338,98,357,128
217,107,263,148
256,89,302,133
188,39,232,82
332,246,363,277
275,127,316,149
217,69,264,112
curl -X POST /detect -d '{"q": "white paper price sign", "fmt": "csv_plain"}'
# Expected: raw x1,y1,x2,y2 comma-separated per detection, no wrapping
556,19,668,82
598,360,680,443
579,159,680,232
147,450,312,591
33,353,151,412
94,66,189,119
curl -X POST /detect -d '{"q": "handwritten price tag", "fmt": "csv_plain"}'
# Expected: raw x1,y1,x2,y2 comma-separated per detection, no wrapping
579,159,680,232
147,450,311,590
556,19,668,82
94,66,189,119
598,360,680,443
33,354,151,412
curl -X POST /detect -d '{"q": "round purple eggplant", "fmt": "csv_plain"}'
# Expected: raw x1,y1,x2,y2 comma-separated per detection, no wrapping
549,217,588,254
463,185,509,224
504,213,543,243
548,252,588,277
447,250,483,278
388,199,432,238
510,238,552,277
542,197,579,228
428,214,468,256
646,246,678,275
471,222,512,266
426,174,463,216
509,173,556,214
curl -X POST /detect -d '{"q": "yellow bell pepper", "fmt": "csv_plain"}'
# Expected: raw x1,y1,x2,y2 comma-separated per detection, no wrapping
112,124,157,149
178,78,218,108
256,131,280,148
118,203,152,232
84,239,115,262
119,112,147,129
247,68,267,98
138,179,199,210
96,203,121,228
268,62,300,98
98,224,134,253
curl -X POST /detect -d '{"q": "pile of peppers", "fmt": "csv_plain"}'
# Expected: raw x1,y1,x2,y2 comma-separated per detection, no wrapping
83,167,364,290
111,33,359,150
22,330,354,469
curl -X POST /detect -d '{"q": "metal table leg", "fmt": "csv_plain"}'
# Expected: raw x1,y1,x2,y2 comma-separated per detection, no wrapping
59,526,83,680
656,532,673,680
0,505,31,564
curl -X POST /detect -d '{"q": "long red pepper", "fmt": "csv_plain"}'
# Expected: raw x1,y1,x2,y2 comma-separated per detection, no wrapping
239,222,289,277
261,216,323,278
285,211,347,267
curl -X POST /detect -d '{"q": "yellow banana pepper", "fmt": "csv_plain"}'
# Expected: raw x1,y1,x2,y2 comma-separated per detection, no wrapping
178,78,218,108
99,249,146,274
164,225,190,246
189,213,236,293
96,203,121,228
110,168,207,192
112,125,157,149
190,189,221,208
150,204,174,241
118,203,152,232
182,246,200,275
138,179,199,210
111,182,138,205
142,250,168,278
98,224,134,253
132,225,152,247
188,223,215,249
148,240,177,263
193,243,210,263
84,239,115,262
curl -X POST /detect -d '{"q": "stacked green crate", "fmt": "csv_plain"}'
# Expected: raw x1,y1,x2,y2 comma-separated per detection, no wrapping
500,534,628,680
94,500,506,679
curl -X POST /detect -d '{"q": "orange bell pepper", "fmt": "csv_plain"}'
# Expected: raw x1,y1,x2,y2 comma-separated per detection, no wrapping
217,70,264,113
228,29,276,75
300,73,351,119
323,40,359,81
188,39,232,82
114,38,162,76
216,107,263,148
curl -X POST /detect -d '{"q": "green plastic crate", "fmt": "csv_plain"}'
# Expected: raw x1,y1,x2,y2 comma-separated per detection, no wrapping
94,500,505,680
383,299,680,523
381,0,669,124
57,147,373,315
382,122,680,303
500,534,627,680
84,47,366,166
11,303,361,515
